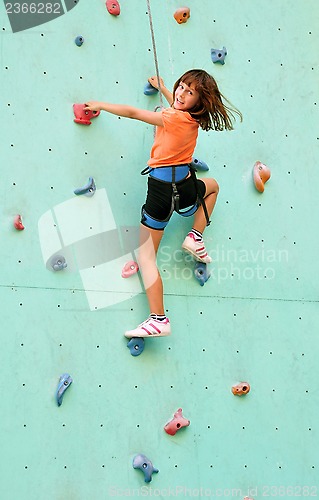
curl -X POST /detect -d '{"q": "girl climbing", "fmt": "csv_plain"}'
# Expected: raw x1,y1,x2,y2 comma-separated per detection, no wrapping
84,69,241,338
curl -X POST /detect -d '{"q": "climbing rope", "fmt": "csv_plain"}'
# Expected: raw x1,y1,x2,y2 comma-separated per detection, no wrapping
146,0,164,108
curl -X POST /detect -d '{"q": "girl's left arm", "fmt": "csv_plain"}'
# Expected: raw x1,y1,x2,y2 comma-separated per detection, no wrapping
84,101,163,127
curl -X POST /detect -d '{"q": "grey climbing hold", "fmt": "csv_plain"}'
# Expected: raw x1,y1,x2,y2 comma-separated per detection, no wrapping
56,373,73,407
51,255,67,271
74,177,96,197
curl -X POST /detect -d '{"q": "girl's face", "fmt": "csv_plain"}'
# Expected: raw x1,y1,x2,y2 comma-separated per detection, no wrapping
173,80,200,111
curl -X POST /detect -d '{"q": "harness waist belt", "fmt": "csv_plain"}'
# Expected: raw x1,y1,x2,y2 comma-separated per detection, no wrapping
145,165,190,183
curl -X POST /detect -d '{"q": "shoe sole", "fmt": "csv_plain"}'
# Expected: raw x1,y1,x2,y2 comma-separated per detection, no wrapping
124,332,171,339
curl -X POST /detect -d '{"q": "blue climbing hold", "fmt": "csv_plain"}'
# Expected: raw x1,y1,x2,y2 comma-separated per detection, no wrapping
51,255,67,271
132,454,159,483
56,373,73,406
190,158,209,172
144,82,158,96
127,337,145,356
75,36,84,47
74,177,96,197
194,262,211,286
211,46,227,64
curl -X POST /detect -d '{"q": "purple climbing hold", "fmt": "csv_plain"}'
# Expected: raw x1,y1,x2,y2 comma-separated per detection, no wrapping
211,47,227,64
194,261,211,286
75,36,84,46
190,158,209,172
127,337,145,356
132,454,159,483
144,82,159,96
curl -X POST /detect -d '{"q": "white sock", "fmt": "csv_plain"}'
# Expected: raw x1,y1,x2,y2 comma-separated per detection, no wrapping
150,314,166,322
189,228,203,241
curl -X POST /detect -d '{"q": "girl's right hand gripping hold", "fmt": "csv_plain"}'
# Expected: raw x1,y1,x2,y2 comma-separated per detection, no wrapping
84,102,103,112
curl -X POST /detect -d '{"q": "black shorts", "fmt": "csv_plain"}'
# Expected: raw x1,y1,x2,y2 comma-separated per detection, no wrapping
144,175,206,221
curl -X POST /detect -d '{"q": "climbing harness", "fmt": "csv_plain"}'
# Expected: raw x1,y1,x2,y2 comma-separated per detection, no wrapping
141,165,211,228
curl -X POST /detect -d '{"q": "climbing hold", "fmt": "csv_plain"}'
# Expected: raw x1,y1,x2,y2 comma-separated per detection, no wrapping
14,214,24,230
121,260,139,278
51,255,67,271
211,47,227,65
132,454,159,483
144,82,158,96
190,158,209,172
173,7,190,24
56,373,73,406
74,36,84,47
127,337,145,357
73,104,100,125
106,0,120,16
232,382,250,396
74,177,96,197
164,408,190,435
253,161,271,193
194,262,211,286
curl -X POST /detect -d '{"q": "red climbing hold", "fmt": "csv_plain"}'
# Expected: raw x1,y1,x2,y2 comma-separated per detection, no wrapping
253,161,271,193
164,408,190,435
106,0,120,16
14,214,24,230
73,104,100,125
232,382,250,396
121,261,139,278
173,7,190,24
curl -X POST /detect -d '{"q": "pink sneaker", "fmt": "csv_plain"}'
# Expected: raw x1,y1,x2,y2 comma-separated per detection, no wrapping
182,233,212,263
124,316,171,338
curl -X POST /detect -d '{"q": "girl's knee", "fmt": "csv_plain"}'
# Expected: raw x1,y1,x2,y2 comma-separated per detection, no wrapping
205,178,219,195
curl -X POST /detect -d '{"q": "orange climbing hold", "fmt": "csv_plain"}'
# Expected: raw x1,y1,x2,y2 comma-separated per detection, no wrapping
232,382,250,396
14,214,24,230
106,0,120,16
253,161,271,192
173,7,190,24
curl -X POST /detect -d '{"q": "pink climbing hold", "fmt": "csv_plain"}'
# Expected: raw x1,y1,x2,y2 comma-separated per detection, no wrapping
232,382,250,396
164,408,190,435
121,261,139,278
106,0,120,16
14,214,24,230
253,161,271,193
73,104,100,125
173,7,190,24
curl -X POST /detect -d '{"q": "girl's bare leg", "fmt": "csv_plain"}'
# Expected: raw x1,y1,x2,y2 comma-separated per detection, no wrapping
138,224,165,315
193,178,219,233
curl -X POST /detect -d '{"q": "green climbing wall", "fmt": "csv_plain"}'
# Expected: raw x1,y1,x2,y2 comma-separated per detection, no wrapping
1,0,318,498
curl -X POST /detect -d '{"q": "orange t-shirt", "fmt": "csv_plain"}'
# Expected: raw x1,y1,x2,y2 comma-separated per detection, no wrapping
148,107,199,167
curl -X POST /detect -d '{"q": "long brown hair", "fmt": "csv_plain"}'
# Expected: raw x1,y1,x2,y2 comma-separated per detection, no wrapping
173,69,242,131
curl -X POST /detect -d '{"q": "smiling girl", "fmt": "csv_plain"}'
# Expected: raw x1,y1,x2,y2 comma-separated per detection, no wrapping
84,69,241,338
